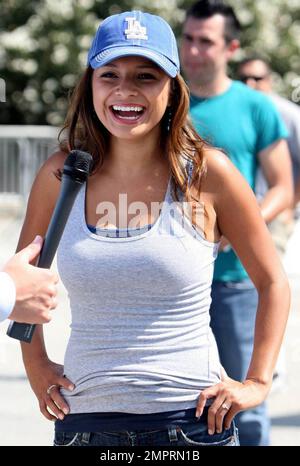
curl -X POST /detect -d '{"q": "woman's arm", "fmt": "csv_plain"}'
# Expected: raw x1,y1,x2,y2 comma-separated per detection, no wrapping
18,151,74,421
197,150,290,434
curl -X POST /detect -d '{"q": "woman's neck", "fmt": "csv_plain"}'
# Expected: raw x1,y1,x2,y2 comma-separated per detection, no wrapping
104,134,166,179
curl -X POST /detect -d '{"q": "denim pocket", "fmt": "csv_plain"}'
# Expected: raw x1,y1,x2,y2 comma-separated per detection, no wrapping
53,432,80,446
176,424,239,446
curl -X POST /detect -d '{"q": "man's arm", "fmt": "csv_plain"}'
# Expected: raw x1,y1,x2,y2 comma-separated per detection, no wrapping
258,139,293,223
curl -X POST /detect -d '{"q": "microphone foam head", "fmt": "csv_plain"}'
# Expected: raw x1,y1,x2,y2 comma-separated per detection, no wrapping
65,150,93,176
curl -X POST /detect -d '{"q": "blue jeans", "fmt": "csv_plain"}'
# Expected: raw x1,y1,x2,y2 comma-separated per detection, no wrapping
210,279,270,446
53,420,239,446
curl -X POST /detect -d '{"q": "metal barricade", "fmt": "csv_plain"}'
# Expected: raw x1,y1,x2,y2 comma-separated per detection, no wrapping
0,126,60,211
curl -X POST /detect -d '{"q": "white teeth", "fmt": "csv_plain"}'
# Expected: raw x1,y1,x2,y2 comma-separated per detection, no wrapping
116,114,140,120
112,105,144,112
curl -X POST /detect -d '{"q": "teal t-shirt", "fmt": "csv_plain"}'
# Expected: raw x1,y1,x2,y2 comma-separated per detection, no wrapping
190,81,288,282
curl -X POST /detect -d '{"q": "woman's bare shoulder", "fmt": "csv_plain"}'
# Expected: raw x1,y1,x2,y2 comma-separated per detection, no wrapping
17,151,70,248
202,147,245,194
40,150,69,175
27,151,69,213
203,148,233,178
32,150,68,191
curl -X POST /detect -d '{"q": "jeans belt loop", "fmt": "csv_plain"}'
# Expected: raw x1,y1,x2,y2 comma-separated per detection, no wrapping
168,426,178,443
81,432,91,444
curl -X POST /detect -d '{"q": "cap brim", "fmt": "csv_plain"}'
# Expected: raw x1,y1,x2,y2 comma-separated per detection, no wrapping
89,46,178,78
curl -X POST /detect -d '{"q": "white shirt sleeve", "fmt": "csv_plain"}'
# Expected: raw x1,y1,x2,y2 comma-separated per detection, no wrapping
0,272,16,321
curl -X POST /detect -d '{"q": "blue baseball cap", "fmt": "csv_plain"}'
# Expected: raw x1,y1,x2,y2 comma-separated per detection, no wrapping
88,11,180,78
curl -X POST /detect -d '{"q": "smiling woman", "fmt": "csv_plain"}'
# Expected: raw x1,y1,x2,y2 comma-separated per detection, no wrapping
18,9,290,449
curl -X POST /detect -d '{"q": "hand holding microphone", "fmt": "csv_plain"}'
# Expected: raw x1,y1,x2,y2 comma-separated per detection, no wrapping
2,235,58,324
7,149,93,342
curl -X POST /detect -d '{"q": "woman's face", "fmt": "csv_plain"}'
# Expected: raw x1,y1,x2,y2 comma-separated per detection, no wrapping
92,56,172,141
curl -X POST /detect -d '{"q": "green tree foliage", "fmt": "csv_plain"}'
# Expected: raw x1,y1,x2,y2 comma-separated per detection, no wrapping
0,0,299,125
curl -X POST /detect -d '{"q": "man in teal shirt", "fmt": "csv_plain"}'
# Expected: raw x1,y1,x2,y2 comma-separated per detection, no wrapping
180,0,292,446
190,82,288,281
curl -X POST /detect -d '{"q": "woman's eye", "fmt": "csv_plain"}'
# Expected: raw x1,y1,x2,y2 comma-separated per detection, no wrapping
138,73,156,80
100,72,117,79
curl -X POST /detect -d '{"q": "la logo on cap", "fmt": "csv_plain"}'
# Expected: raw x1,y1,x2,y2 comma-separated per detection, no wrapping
124,17,148,40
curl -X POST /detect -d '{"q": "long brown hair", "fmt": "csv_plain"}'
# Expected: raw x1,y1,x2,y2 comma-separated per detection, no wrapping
58,66,208,228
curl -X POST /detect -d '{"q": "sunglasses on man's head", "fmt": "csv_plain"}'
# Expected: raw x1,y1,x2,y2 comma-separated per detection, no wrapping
239,75,267,83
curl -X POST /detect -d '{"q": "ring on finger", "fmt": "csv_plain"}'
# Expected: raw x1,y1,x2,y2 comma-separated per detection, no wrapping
46,384,58,395
221,402,231,411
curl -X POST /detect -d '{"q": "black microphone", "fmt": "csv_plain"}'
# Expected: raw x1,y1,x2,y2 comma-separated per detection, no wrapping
7,150,93,343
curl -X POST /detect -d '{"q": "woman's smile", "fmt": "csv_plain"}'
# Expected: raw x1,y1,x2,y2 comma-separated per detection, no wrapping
109,103,146,124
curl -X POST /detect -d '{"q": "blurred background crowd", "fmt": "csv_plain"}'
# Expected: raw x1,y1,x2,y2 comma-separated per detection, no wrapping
1,0,300,126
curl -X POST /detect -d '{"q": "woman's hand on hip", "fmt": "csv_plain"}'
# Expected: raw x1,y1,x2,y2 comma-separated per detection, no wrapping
25,357,75,421
196,377,269,435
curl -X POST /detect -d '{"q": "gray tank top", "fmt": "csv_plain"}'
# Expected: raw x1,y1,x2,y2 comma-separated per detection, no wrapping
57,171,221,414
